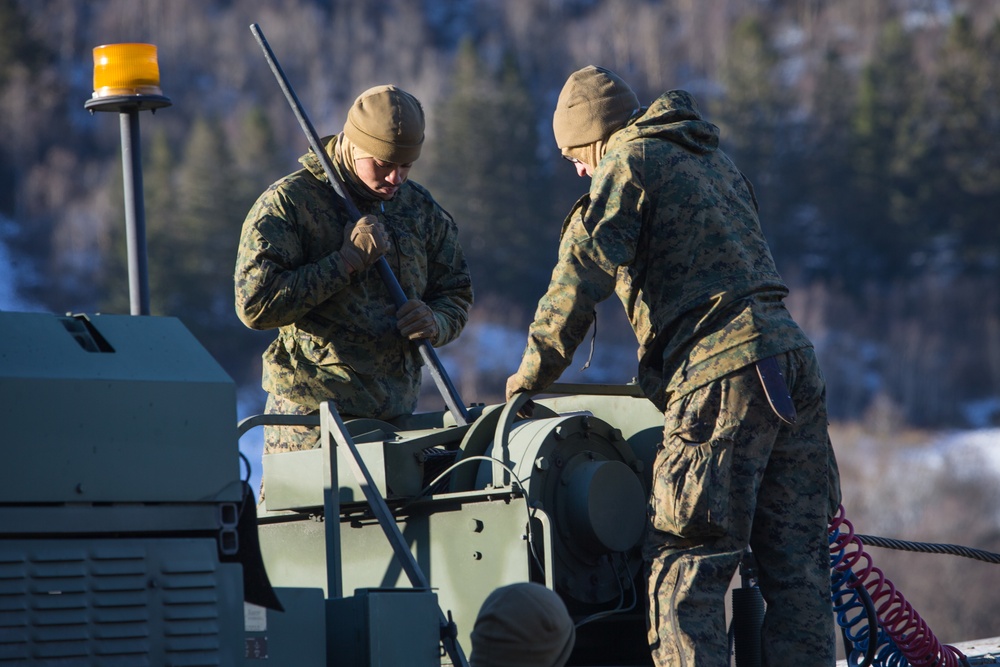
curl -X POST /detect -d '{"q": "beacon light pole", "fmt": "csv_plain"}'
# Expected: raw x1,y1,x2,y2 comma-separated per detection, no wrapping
84,43,171,316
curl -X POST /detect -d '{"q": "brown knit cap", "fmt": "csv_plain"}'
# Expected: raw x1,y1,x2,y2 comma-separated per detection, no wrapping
470,583,575,667
552,65,639,151
343,85,425,164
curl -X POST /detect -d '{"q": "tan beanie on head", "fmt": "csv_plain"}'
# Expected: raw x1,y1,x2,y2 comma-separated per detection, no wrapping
470,583,576,667
552,65,639,162
343,84,425,164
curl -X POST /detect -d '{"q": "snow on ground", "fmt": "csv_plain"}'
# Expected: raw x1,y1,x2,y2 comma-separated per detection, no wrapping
911,428,1000,478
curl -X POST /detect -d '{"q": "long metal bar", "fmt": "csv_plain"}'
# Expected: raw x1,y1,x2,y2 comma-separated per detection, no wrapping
119,108,150,315
249,23,470,427
320,401,469,667
237,413,319,438
320,406,343,599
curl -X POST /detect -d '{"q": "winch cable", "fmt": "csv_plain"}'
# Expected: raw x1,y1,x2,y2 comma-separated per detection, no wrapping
829,531,1000,666
727,505,996,666
855,534,1000,565
828,505,973,667
827,528,999,667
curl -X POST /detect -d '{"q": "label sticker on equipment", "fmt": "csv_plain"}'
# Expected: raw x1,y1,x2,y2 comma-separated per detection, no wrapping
244,602,267,632
245,637,268,659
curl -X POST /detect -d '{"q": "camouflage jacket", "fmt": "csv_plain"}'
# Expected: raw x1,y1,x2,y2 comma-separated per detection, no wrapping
235,137,473,419
515,90,811,411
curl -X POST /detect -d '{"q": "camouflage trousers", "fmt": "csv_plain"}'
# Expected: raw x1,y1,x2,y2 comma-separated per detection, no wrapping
257,393,321,505
263,393,322,454
644,347,841,666
260,394,365,502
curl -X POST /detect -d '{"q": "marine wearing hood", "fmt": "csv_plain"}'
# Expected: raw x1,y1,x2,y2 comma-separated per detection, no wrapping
515,67,805,409
234,84,471,422
552,65,723,171
552,65,640,168
621,89,719,155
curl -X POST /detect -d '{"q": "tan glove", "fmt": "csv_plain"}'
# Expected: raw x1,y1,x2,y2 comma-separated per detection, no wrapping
340,214,390,273
396,299,439,341
505,373,526,402
505,372,535,418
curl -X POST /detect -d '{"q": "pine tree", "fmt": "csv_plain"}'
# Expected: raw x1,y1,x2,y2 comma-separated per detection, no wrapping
422,39,554,307
801,48,858,283
929,15,1000,274
168,115,243,338
0,0,51,88
144,128,180,314
848,20,925,281
710,17,799,265
233,105,284,215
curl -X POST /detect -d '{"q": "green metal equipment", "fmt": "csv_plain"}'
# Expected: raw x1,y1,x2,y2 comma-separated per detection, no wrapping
255,385,665,666
0,309,666,665
0,312,247,665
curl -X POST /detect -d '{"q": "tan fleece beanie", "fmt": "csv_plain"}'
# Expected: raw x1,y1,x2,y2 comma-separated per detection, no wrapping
470,583,575,667
552,65,639,160
343,84,424,164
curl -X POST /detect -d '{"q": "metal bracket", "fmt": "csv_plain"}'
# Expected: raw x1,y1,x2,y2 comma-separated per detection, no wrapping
319,401,470,667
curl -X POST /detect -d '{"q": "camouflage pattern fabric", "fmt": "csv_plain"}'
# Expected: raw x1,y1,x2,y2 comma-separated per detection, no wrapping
262,392,323,454
509,90,813,409
644,347,840,666
509,90,841,665
258,395,374,504
257,393,322,504
235,136,473,426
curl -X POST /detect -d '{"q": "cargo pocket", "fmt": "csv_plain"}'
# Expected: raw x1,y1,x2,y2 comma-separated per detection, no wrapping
650,383,736,538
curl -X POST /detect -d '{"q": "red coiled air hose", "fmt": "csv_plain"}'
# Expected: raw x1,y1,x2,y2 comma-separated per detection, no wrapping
828,505,967,667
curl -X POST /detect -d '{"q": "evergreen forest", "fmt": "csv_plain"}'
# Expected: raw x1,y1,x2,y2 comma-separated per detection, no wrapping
5,0,1000,429
2,0,1000,649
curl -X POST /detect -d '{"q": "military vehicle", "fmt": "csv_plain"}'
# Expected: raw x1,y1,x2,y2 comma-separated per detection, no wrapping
2,36,998,667
5,307,1000,666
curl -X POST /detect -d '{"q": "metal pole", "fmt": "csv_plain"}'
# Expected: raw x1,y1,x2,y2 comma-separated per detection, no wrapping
321,401,469,667
119,107,150,316
321,405,343,599
250,23,471,427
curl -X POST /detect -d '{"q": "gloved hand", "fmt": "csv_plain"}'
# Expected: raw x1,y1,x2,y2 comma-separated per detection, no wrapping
505,372,535,418
396,299,439,341
340,214,390,274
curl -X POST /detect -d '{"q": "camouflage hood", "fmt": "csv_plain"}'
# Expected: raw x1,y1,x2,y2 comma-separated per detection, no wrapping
613,90,720,156
513,86,809,410
299,134,385,205
235,133,473,420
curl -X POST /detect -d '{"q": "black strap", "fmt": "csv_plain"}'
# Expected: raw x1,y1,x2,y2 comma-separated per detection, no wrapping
755,356,797,425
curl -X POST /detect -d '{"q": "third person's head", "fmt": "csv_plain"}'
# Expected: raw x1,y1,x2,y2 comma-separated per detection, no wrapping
552,65,639,177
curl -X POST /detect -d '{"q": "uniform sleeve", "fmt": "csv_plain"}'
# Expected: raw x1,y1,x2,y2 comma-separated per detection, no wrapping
513,154,646,390
615,266,654,362
421,208,473,347
234,184,354,330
